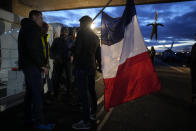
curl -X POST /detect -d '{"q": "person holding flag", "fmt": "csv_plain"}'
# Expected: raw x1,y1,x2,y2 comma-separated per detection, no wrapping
72,16,99,130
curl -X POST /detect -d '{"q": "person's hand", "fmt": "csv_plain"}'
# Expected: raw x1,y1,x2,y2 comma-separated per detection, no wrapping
70,56,74,64
42,67,49,75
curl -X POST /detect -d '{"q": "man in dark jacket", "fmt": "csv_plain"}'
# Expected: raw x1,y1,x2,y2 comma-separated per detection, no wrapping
191,34,196,102
50,27,72,99
72,16,99,130
18,10,54,130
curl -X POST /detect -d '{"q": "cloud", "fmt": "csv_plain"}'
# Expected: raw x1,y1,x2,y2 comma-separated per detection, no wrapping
43,15,69,24
150,9,196,44
43,8,103,27
43,1,196,51
136,1,196,50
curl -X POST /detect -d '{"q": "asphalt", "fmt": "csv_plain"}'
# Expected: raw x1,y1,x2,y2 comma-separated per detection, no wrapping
100,60,194,131
0,59,195,131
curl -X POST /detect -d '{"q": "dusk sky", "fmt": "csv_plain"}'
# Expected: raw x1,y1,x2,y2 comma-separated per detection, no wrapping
43,1,196,52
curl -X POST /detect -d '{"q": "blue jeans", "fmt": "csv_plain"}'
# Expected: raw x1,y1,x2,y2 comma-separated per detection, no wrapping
23,66,44,125
75,67,97,122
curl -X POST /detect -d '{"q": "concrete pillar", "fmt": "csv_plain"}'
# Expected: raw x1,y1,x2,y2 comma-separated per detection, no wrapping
12,0,33,17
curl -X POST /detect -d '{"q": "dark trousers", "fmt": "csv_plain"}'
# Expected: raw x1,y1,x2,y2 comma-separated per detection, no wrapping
191,69,196,95
75,67,97,122
64,62,72,93
23,66,44,125
52,61,72,97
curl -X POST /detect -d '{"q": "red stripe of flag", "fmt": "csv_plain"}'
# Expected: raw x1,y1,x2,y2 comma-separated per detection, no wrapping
104,52,161,112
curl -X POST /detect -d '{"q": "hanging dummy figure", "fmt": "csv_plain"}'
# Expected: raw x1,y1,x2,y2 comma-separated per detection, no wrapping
147,11,164,40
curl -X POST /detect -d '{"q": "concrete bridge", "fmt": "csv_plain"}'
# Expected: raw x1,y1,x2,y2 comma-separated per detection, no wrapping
0,0,193,17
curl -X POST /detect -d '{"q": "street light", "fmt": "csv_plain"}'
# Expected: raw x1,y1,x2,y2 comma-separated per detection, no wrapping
91,23,96,30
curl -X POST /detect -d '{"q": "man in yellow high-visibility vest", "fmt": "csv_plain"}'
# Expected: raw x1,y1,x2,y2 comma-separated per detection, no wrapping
41,22,52,96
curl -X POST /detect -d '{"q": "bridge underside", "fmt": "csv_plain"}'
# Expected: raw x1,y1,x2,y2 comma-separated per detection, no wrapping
1,0,193,17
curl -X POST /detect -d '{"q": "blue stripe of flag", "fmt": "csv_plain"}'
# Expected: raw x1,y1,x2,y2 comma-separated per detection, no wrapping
101,0,136,46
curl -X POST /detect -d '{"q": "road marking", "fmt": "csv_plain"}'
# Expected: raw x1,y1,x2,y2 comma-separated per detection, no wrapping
168,66,184,73
97,95,104,105
95,75,108,129
160,61,184,73
95,75,105,117
96,76,102,82
97,106,104,118
96,95,105,121
97,108,114,131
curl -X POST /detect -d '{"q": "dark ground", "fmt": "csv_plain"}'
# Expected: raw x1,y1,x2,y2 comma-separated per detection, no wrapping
0,58,195,131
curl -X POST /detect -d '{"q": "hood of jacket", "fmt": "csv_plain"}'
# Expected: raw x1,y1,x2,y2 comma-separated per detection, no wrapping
20,18,39,29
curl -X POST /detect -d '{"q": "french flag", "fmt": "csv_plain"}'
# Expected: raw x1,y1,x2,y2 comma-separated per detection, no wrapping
101,0,161,112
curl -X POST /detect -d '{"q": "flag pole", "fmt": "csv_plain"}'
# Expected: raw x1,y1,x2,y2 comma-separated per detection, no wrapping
92,0,113,21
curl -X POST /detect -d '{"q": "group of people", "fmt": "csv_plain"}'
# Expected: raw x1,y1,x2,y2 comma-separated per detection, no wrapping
18,10,101,130
16,8,196,131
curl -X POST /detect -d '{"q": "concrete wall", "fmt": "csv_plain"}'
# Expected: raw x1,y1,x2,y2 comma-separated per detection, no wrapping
0,9,57,97
0,10,58,111
0,9,59,111
0,8,55,77
0,9,23,83
12,0,33,17
0,10,24,111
